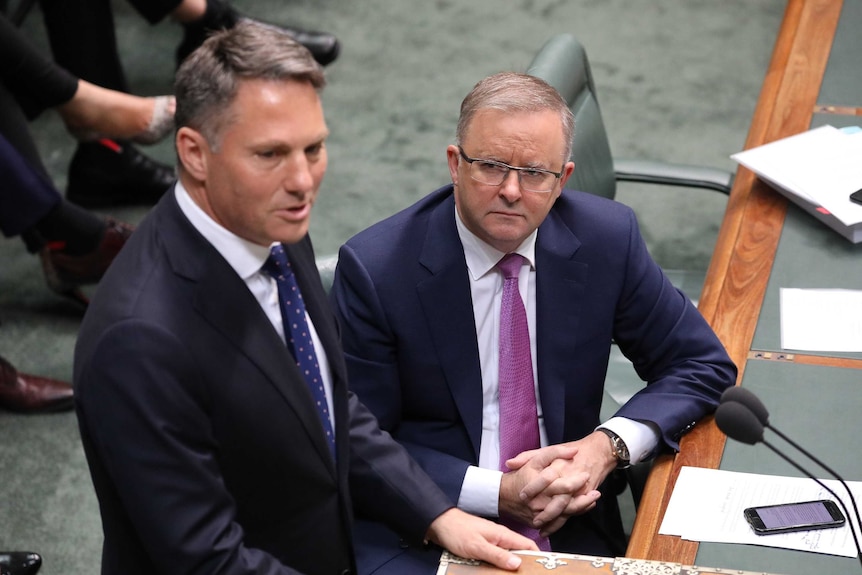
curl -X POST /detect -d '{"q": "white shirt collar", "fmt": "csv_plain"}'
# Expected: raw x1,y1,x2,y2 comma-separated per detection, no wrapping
454,206,537,279
174,181,273,279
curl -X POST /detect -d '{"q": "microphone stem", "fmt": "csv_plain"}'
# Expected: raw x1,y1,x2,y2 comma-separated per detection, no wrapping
768,424,862,537
763,439,862,568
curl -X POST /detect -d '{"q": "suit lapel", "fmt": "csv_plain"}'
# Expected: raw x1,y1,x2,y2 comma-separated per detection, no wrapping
535,209,587,446
416,196,485,459
159,197,337,473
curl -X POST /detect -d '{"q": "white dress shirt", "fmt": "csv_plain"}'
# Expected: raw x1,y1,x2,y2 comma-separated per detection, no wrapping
175,183,335,430
453,207,657,517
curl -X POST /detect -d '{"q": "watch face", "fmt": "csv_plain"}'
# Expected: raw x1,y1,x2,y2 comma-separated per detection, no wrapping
614,437,630,461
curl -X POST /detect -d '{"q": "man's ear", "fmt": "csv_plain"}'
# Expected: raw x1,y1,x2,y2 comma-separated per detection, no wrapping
176,127,209,181
559,161,576,189
446,145,460,186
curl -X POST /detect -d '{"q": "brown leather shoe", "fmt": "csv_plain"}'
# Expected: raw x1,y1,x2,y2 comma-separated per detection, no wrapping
39,217,134,306
0,356,74,413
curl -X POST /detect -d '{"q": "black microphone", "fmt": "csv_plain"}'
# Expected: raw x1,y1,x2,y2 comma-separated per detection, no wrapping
714,401,764,445
715,400,862,568
720,386,862,536
721,386,769,424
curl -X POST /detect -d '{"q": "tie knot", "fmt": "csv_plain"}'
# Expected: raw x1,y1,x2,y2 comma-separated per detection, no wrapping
497,253,525,280
263,244,292,279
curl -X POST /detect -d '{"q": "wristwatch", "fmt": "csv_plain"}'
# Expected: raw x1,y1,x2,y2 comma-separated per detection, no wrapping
598,428,631,469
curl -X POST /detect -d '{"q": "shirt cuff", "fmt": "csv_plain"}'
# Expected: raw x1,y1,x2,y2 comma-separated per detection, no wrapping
456,465,503,517
598,417,659,465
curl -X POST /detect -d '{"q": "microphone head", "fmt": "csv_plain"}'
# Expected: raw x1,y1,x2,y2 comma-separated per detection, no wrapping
720,386,769,425
715,401,765,445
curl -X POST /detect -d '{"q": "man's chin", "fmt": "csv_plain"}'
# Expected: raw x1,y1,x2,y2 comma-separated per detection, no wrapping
269,221,310,245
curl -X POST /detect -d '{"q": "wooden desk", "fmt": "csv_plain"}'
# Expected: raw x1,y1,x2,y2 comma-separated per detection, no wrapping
628,0,861,567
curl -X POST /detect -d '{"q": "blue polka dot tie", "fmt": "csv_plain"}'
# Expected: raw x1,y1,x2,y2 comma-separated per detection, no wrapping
263,244,336,458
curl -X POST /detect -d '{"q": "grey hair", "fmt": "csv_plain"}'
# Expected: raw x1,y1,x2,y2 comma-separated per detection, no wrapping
455,72,574,163
174,20,325,149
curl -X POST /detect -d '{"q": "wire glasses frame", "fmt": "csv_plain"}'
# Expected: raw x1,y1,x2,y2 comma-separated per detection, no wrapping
457,146,563,193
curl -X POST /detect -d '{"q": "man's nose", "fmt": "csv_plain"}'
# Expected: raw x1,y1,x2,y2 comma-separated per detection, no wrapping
284,156,315,193
498,170,522,202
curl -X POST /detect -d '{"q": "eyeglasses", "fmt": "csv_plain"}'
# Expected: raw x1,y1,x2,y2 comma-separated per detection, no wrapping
458,146,563,193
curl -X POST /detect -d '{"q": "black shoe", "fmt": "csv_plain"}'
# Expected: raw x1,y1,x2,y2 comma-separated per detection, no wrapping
0,551,41,575
66,139,175,208
250,19,340,67
175,0,339,67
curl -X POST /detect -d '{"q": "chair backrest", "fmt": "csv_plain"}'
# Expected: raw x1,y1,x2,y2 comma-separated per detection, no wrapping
526,34,617,200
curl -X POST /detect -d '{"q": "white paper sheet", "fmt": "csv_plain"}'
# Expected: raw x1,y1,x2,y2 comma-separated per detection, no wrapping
732,125,862,225
780,288,862,352
660,466,862,557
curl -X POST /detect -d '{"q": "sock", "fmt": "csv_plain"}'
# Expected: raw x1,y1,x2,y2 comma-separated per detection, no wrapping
26,200,105,255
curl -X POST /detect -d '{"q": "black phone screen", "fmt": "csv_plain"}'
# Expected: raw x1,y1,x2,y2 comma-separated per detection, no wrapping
744,499,845,534
758,501,836,529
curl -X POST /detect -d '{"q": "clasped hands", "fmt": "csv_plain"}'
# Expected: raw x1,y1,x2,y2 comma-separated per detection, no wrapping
499,431,618,536
422,431,618,571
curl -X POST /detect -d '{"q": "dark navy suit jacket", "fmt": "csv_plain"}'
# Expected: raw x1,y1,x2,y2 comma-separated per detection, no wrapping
330,185,737,574
74,190,452,575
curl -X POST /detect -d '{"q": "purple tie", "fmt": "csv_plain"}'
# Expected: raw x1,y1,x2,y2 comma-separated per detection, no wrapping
496,253,550,551
263,244,336,459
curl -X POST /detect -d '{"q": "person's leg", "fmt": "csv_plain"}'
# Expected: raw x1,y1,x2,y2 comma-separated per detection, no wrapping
1,11,173,145
38,0,129,92
0,130,124,261
37,0,177,207
0,137,135,305
58,82,175,145
0,87,134,304
0,13,78,120
0,83,62,242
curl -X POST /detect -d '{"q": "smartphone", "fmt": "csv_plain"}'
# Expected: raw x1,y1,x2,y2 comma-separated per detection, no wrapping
744,499,845,535
850,189,862,206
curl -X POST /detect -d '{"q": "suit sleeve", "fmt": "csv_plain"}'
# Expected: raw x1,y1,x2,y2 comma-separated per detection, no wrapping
345,389,456,540
76,319,304,575
610,209,737,450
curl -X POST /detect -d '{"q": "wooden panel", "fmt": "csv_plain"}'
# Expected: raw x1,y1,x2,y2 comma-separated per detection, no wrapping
627,0,844,563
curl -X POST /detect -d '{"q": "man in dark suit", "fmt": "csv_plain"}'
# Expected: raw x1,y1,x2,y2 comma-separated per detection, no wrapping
73,22,533,575
330,72,738,574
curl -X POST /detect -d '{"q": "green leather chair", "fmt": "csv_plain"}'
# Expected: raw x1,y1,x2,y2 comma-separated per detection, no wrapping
527,33,732,204
526,32,734,528
527,32,732,306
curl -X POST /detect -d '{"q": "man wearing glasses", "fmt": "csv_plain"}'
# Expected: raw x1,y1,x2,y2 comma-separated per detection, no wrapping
330,72,736,574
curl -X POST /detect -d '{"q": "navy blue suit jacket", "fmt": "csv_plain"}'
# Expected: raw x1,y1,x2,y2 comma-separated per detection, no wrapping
74,190,453,575
330,185,737,573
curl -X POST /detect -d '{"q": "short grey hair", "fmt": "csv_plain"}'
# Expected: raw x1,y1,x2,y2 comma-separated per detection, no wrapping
174,20,326,149
455,72,574,163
